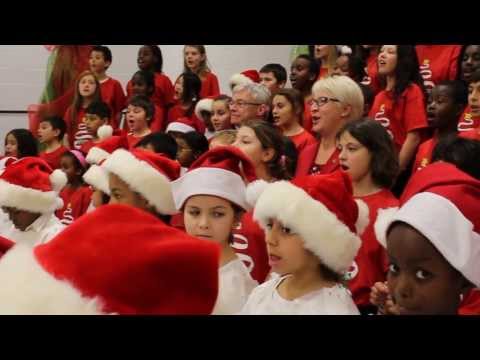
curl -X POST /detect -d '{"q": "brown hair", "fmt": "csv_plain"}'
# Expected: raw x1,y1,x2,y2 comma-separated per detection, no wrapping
68,70,102,128
272,88,305,124
183,45,211,77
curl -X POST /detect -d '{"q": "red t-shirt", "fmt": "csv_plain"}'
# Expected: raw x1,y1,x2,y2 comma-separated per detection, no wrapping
459,288,480,315
347,189,399,307
167,104,206,134
412,138,438,173
459,128,480,140
295,142,340,177
64,107,93,150
100,77,126,128
200,72,220,99
39,145,68,170
316,67,329,80
232,211,270,284
415,45,461,92
303,99,313,134
361,51,381,96
289,129,317,155
55,185,93,225
80,139,101,155
457,105,480,132
369,84,428,150
127,72,175,109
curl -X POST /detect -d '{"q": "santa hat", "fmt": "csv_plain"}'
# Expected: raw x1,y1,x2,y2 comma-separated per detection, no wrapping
171,146,257,211
247,171,369,274
82,159,110,195
0,204,220,314
374,162,480,287
230,69,260,90
336,45,353,55
86,134,129,165
165,120,196,134
195,97,215,123
0,157,67,213
103,149,180,215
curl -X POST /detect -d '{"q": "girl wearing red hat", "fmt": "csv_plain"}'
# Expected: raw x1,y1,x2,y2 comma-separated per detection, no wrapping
241,171,366,314
171,146,259,314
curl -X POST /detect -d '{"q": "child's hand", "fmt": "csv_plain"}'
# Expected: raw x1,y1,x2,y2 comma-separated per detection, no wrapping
370,281,400,315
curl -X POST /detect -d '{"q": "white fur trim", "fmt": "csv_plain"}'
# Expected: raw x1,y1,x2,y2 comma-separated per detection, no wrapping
337,45,352,55
245,180,270,209
0,244,104,314
83,165,110,195
171,167,248,211
49,169,67,193
373,207,399,247
103,149,177,215
0,179,63,213
354,199,370,236
166,122,196,134
229,73,253,90
97,125,113,140
253,181,361,273
86,147,111,165
195,98,214,122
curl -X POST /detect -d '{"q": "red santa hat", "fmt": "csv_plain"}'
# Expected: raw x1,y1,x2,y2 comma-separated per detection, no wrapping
0,157,67,214
0,204,220,314
171,146,257,211
0,236,14,259
374,162,480,287
247,171,369,274
82,159,109,195
103,149,180,215
195,96,215,123
86,133,129,165
165,117,197,134
229,69,260,90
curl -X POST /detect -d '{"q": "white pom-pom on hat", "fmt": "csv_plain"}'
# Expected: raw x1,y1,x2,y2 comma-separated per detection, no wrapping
49,169,67,193
374,207,399,247
97,125,113,140
245,180,270,209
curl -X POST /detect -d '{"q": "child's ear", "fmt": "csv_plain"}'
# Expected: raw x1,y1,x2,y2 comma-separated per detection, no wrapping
279,81,286,89
105,60,112,69
53,128,61,138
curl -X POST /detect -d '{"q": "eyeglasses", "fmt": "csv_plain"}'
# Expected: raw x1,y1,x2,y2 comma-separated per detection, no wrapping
229,100,262,108
309,96,341,108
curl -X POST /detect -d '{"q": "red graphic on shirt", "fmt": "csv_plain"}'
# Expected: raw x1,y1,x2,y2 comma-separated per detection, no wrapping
61,204,74,225
419,59,435,91
373,104,393,138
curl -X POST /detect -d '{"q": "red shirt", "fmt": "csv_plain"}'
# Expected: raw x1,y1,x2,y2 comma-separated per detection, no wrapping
64,107,93,150
167,104,206,134
295,141,340,177
459,128,480,140
199,72,220,99
415,45,461,92
457,105,480,132
127,72,175,109
361,51,381,95
79,139,101,155
459,288,480,315
232,211,270,284
289,130,317,155
412,138,438,173
369,84,428,150
55,185,93,225
316,67,329,80
303,100,313,134
40,145,68,170
100,77,126,128
347,189,399,307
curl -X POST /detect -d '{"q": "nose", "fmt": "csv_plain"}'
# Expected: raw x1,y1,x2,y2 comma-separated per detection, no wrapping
198,214,210,229
427,102,435,112
395,274,413,302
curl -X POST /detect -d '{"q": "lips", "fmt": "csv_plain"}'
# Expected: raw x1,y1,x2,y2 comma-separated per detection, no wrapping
340,164,349,171
268,254,282,267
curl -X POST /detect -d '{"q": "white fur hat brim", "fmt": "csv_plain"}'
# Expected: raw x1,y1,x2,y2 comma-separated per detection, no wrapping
195,98,214,122
0,243,104,314
166,122,196,134
229,73,254,90
103,149,177,215
86,147,111,165
252,181,362,273
83,165,110,196
0,179,63,213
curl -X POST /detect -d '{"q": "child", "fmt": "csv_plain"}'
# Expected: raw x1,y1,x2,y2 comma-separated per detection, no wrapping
271,88,316,154
172,131,209,173
333,53,368,84
290,55,320,133
171,146,259,314
89,45,126,128
4,129,38,158
209,130,237,150
38,116,68,170
457,45,480,84
0,157,66,247
168,72,205,133
64,70,102,150
56,150,92,225
80,101,112,154
134,132,178,159
312,45,338,79
259,63,287,94
356,45,381,95
125,95,154,149
337,119,400,314
102,148,181,222
240,171,365,314
126,70,165,132
458,70,480,135
183,45,220,99
375,162,480,315
126,45,175,110
413,80,468,172
211,95,233,132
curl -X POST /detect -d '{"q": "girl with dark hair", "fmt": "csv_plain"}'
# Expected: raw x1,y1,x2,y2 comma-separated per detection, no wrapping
337,118,399,314
183,45,220,99
333,53,368,84
4,129,38,158
458,53,480,133
356,45,382,95
126,45,175,110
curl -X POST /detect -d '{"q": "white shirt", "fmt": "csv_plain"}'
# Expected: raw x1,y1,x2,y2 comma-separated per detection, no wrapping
212,258,258,315
240,275,360,315
0,213,65,247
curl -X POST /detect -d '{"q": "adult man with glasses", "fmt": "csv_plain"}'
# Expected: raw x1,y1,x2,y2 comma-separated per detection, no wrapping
230,83,271,127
